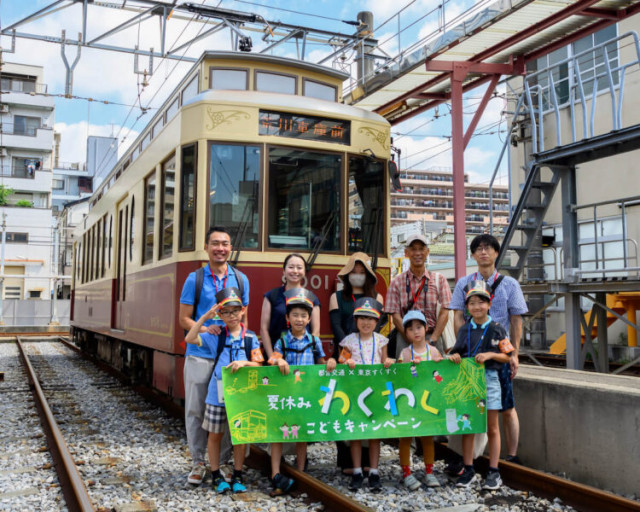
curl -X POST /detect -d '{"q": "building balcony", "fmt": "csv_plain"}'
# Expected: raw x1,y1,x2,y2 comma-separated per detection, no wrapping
2,86,54,109
0,126,54,151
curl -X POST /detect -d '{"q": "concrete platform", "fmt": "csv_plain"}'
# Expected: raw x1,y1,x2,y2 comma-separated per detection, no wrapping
512,365,640,496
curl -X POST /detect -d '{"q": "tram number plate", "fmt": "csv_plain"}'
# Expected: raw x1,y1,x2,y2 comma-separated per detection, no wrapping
259,110,350,145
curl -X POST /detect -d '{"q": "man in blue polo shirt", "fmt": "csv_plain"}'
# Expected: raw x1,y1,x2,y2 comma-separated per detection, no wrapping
449,234,528,468
179,226,250,486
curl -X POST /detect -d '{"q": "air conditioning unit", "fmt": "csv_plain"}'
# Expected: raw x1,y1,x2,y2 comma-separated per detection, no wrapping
0,148,7,157
0,104,9,113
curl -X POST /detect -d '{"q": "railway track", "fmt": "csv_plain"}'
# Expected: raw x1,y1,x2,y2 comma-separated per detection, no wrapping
2,336,638,512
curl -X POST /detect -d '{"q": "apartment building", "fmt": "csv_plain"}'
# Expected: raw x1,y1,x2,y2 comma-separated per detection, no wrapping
390,167,509,234
0,62,54,300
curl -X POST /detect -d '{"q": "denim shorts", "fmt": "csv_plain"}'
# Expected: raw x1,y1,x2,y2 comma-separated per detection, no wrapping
485,369,502,410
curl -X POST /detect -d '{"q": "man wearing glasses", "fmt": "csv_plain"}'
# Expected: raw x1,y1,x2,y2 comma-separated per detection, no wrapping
449,234,528,470
179,226,250,486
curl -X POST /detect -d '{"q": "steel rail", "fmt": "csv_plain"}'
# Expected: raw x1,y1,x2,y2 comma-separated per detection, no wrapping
58,336,371,512
436,444,640,512
15,337,96,512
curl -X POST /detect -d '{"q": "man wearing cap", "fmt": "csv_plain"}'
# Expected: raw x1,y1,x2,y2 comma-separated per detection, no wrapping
449,234,528,465
178,226,250,486
385,234,452,358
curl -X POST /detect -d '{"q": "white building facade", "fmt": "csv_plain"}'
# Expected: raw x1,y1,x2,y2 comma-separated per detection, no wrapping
0,62,54,300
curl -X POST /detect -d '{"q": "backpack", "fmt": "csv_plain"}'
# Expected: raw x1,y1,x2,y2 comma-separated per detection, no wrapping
277,334,321,363
191,264,246,320
211,329,253,374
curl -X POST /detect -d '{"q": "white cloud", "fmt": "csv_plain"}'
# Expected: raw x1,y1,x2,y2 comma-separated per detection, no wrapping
54,121,139,166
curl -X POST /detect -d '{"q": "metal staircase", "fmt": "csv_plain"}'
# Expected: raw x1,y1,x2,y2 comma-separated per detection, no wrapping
495,163,562,280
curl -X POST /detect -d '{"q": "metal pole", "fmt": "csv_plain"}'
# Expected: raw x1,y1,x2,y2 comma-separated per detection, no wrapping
595,291,609,373
50,219,59,325
561,166,581,370
451,65,467,280
0,213,5,325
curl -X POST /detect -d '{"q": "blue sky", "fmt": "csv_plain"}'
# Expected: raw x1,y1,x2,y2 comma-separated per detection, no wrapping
0,0,508,184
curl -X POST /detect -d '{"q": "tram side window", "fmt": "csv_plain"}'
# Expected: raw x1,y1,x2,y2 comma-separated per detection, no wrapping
303,79,337,102
160,155,175,259
180,145,196,251
267,148,340,252
210,68,248,90
143,171,156,264
209,144,261,249
256,71,296,95
348,157,385,255
101,215,107,277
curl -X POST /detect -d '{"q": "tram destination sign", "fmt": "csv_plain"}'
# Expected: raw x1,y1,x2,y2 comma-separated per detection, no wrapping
222,359,487,444
259,110,350,145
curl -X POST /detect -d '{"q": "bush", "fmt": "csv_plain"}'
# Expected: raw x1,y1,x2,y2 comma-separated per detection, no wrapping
15,200,33,208
0,185,13,206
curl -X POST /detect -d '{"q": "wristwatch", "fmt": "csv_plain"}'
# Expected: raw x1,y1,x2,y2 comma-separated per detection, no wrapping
429,338,437,346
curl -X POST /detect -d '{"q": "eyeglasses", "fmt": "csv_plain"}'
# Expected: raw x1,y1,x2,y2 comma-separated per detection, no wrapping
219,309,242,317
209,241,231,248
474,245,494,253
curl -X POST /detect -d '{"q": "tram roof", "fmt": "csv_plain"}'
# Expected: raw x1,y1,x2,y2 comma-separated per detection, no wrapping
199,51,349,81
345,0,640,124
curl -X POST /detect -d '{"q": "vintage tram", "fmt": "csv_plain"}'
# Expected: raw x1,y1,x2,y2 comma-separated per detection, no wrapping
71,51,393,400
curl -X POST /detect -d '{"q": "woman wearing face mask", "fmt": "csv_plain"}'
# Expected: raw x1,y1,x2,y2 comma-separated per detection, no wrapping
260,253,321,358
329,252,384,476
329,252,384,344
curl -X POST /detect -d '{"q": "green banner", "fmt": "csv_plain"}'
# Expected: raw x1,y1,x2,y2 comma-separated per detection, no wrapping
222,359,487,444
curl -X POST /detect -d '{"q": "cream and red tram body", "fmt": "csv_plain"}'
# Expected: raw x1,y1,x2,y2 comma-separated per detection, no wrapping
71,52,392,399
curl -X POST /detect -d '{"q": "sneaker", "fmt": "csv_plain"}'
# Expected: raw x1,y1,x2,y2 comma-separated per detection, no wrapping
213,475,231,494
402,473,421,491
231,475,246,494
368,472,382,492
505,455,523,465
424,472,440,488
187,462,206,485
483,470,502,490
444,460,464,477
456,467,477,488
349,472,364,491
270,473,295,496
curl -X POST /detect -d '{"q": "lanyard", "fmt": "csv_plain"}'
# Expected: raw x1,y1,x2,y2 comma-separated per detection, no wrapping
474,270,498,285
411,345,431,362
211,265,228,294
405,272,427,311
225,325,246,363
358,333,375,364
468,322,490,357
288,332,311,366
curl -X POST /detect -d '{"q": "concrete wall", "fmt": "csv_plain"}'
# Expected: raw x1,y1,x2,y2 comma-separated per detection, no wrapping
0,299,69,326
513,366,640,496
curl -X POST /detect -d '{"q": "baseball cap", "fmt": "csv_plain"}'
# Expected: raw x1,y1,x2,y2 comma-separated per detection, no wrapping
405,234,428,247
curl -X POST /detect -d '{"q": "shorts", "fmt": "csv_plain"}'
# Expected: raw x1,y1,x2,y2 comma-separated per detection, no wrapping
485,369,502,411
498,363,515,412
202,404,227,433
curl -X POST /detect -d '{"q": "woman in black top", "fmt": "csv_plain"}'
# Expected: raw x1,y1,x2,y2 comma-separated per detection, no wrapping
329,252,384,348
260,253,320,358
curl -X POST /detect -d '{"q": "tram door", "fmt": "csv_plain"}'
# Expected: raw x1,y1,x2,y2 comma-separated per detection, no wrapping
113,198,129,330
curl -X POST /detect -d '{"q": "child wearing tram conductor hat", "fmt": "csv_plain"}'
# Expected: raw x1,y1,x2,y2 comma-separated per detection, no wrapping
337,296,392,492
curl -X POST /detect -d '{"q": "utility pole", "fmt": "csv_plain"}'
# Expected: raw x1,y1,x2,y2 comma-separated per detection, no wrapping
50,219,59,325
0,213,6,325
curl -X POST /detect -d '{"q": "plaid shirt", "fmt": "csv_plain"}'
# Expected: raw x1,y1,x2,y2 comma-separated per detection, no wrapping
270,330,325,366
385,268,451,330
450,271,528,330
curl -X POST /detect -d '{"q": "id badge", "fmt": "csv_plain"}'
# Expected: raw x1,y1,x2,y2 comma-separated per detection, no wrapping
216,378,225,404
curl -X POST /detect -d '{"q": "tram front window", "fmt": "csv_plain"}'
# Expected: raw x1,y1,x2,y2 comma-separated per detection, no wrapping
209,144,261,249
348,157,385,255
268,148,340,251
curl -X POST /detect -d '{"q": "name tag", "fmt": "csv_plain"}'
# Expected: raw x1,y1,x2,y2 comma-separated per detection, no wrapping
216,378,225,404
